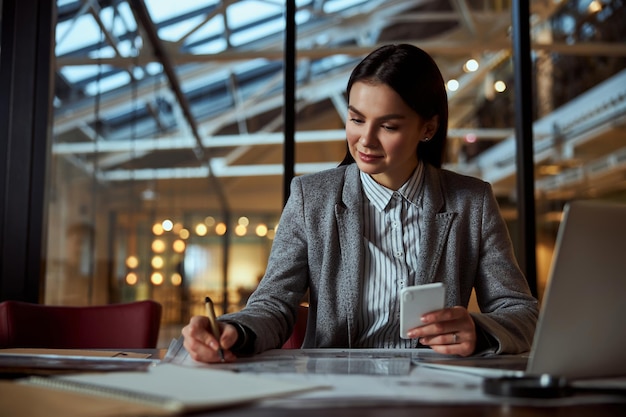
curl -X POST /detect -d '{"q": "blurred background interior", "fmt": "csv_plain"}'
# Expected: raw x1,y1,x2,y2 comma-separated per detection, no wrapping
2,0,624,347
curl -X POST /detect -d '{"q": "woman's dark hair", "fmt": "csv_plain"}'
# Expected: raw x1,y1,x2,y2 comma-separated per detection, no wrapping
339,44,448,168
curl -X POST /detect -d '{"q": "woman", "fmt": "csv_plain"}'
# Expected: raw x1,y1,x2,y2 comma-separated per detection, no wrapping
182,44,538,363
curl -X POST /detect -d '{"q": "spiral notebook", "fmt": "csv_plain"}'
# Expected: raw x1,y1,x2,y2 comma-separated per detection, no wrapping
1,363,327,416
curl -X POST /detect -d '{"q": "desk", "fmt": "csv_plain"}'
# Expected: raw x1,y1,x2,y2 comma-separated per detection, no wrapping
164,347,626,417
2,347,625,417
203,404,626,417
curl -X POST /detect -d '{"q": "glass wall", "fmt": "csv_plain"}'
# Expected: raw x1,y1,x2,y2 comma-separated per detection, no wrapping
529,0,625,300
45,0,626,346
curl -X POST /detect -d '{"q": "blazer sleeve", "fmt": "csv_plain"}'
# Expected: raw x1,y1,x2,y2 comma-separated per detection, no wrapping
469,182,539,354
219,176,310,353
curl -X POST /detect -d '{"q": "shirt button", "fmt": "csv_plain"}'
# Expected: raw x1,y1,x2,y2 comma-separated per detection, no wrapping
395,251,403,258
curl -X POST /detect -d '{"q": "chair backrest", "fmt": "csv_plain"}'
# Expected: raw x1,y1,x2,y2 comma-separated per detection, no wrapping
282,305,308,349
0,300,162,349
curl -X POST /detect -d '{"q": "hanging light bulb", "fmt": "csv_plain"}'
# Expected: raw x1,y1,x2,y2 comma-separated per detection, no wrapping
150,272,164,285
447,79,459,91
151,255,164,269
126,255,139,269
171,273,182,286
215,222,227,236
463,58,479,72
151,239,166,253
125,272,138,285
235,224,247,236
173,239,186,253
162,219,174,232
195,223,208,236
152,222,164,235
255,224,268,237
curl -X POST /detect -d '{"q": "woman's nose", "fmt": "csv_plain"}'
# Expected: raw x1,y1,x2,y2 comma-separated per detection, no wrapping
359,125,377,146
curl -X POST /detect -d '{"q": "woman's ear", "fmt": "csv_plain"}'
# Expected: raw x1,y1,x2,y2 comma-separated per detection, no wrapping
424,115,439,139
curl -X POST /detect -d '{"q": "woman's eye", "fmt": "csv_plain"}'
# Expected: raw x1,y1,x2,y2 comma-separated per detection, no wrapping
350,118,364,124
382,125,397,131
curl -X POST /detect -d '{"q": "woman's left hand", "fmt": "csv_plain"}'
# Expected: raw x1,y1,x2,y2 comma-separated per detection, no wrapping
407,306,476,357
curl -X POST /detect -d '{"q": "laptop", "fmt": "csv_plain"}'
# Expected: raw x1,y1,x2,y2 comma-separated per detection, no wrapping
418,200,626,380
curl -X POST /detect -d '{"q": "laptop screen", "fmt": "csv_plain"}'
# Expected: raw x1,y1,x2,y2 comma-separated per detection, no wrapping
526,200,626,379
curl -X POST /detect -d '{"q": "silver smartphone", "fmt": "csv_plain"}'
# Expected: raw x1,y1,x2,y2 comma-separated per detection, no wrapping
399,282,446,339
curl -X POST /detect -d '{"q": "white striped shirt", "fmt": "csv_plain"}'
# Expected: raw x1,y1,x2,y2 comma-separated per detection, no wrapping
354,163,425,348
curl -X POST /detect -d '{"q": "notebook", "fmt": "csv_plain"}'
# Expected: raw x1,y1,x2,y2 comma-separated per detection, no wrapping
1,363,327,416
418,200,626,380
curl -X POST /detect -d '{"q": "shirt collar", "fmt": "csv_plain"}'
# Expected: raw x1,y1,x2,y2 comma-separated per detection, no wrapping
360,162,425,212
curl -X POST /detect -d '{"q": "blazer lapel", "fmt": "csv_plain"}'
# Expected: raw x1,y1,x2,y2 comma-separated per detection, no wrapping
418,165,455,284
335,164,363,344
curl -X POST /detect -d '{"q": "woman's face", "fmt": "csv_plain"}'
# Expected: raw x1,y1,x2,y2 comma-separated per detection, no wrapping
346,81,437,190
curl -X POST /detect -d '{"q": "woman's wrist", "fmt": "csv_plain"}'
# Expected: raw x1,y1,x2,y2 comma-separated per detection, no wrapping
224,320,256,354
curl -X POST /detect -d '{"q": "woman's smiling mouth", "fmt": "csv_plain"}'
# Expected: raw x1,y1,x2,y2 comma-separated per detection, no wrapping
358,151,383,163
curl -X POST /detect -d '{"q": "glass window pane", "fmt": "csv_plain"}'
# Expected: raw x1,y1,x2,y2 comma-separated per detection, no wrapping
43,0,626,348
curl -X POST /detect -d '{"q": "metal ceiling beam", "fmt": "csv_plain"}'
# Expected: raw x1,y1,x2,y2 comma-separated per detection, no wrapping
128,0,229,207
101,162,341,181
55,41,626,67
87,0,123,57
95,145,626,182
129,0,205,161
450,0,477,36
475,69,626,180
52,128,515,155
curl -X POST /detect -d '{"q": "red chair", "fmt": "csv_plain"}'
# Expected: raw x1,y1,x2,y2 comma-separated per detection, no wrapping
282,304,308,349
0,300,162,349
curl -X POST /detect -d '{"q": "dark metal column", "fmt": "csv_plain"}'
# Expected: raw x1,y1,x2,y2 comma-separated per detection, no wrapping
283,0,296,206
0,0,55,302
512,0,538,296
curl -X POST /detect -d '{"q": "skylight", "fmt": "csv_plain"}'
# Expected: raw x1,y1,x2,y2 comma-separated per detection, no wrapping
144,0,219,24
56,14,102,56
226,1,281,29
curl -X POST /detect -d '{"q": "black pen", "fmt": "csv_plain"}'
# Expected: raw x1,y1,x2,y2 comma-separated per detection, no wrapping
204,296,225,362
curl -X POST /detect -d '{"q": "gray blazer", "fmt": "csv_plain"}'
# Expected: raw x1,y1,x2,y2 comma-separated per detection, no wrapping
221,163,539,355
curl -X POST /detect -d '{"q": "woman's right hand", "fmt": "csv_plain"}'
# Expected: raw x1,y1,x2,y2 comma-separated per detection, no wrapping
181,316,239,363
